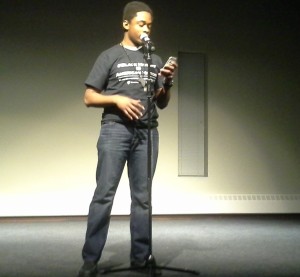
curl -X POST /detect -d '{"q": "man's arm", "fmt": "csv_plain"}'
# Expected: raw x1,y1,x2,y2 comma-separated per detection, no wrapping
155,60,178,109
155,84,171,109
84,87,145,120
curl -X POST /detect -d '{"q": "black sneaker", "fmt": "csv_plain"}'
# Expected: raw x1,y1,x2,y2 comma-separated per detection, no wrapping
130,260,147,268
131,260,162,275
78,261,98,277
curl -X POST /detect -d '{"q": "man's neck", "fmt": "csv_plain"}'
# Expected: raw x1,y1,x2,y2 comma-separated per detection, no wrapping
120,39,142,51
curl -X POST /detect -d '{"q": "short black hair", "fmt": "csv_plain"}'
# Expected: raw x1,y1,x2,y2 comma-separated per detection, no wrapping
123,1,153,22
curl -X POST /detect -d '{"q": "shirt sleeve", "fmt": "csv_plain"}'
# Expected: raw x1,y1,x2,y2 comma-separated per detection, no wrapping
155,56,164,90
85,51,110,91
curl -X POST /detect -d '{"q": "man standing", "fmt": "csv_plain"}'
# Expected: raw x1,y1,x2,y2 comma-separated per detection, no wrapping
78,2,177,276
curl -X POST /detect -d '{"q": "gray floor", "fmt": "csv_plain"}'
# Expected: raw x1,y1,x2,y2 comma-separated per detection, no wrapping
0,214,299,277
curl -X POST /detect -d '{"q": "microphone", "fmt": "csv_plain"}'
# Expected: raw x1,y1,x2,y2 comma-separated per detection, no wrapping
140,33,151,43
140,33,155,52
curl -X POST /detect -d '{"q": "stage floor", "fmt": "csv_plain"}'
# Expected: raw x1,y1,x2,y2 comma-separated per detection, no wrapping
0,214,299,276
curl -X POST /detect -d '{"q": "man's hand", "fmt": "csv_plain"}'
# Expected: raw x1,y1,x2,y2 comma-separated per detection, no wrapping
159,59,178,81
84,88,144,120
114,95,145,120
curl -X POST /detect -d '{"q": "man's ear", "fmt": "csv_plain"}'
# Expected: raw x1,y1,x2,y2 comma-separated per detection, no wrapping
123,20,129,30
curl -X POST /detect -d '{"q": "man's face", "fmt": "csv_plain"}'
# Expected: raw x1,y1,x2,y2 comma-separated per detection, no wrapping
125,11,153,46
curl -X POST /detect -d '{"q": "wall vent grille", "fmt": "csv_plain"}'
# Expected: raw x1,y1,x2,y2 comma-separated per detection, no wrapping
208,194,300,201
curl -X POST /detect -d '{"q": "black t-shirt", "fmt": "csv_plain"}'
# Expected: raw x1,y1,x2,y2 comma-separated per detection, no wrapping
85,44,164,128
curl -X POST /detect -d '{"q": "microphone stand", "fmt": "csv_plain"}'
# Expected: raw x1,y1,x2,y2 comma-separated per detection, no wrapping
102,41,199,276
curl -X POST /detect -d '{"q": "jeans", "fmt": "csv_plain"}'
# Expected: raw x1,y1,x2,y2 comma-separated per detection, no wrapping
82,121,159,263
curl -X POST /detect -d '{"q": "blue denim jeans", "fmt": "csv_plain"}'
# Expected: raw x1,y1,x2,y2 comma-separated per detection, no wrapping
82,121,159,263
